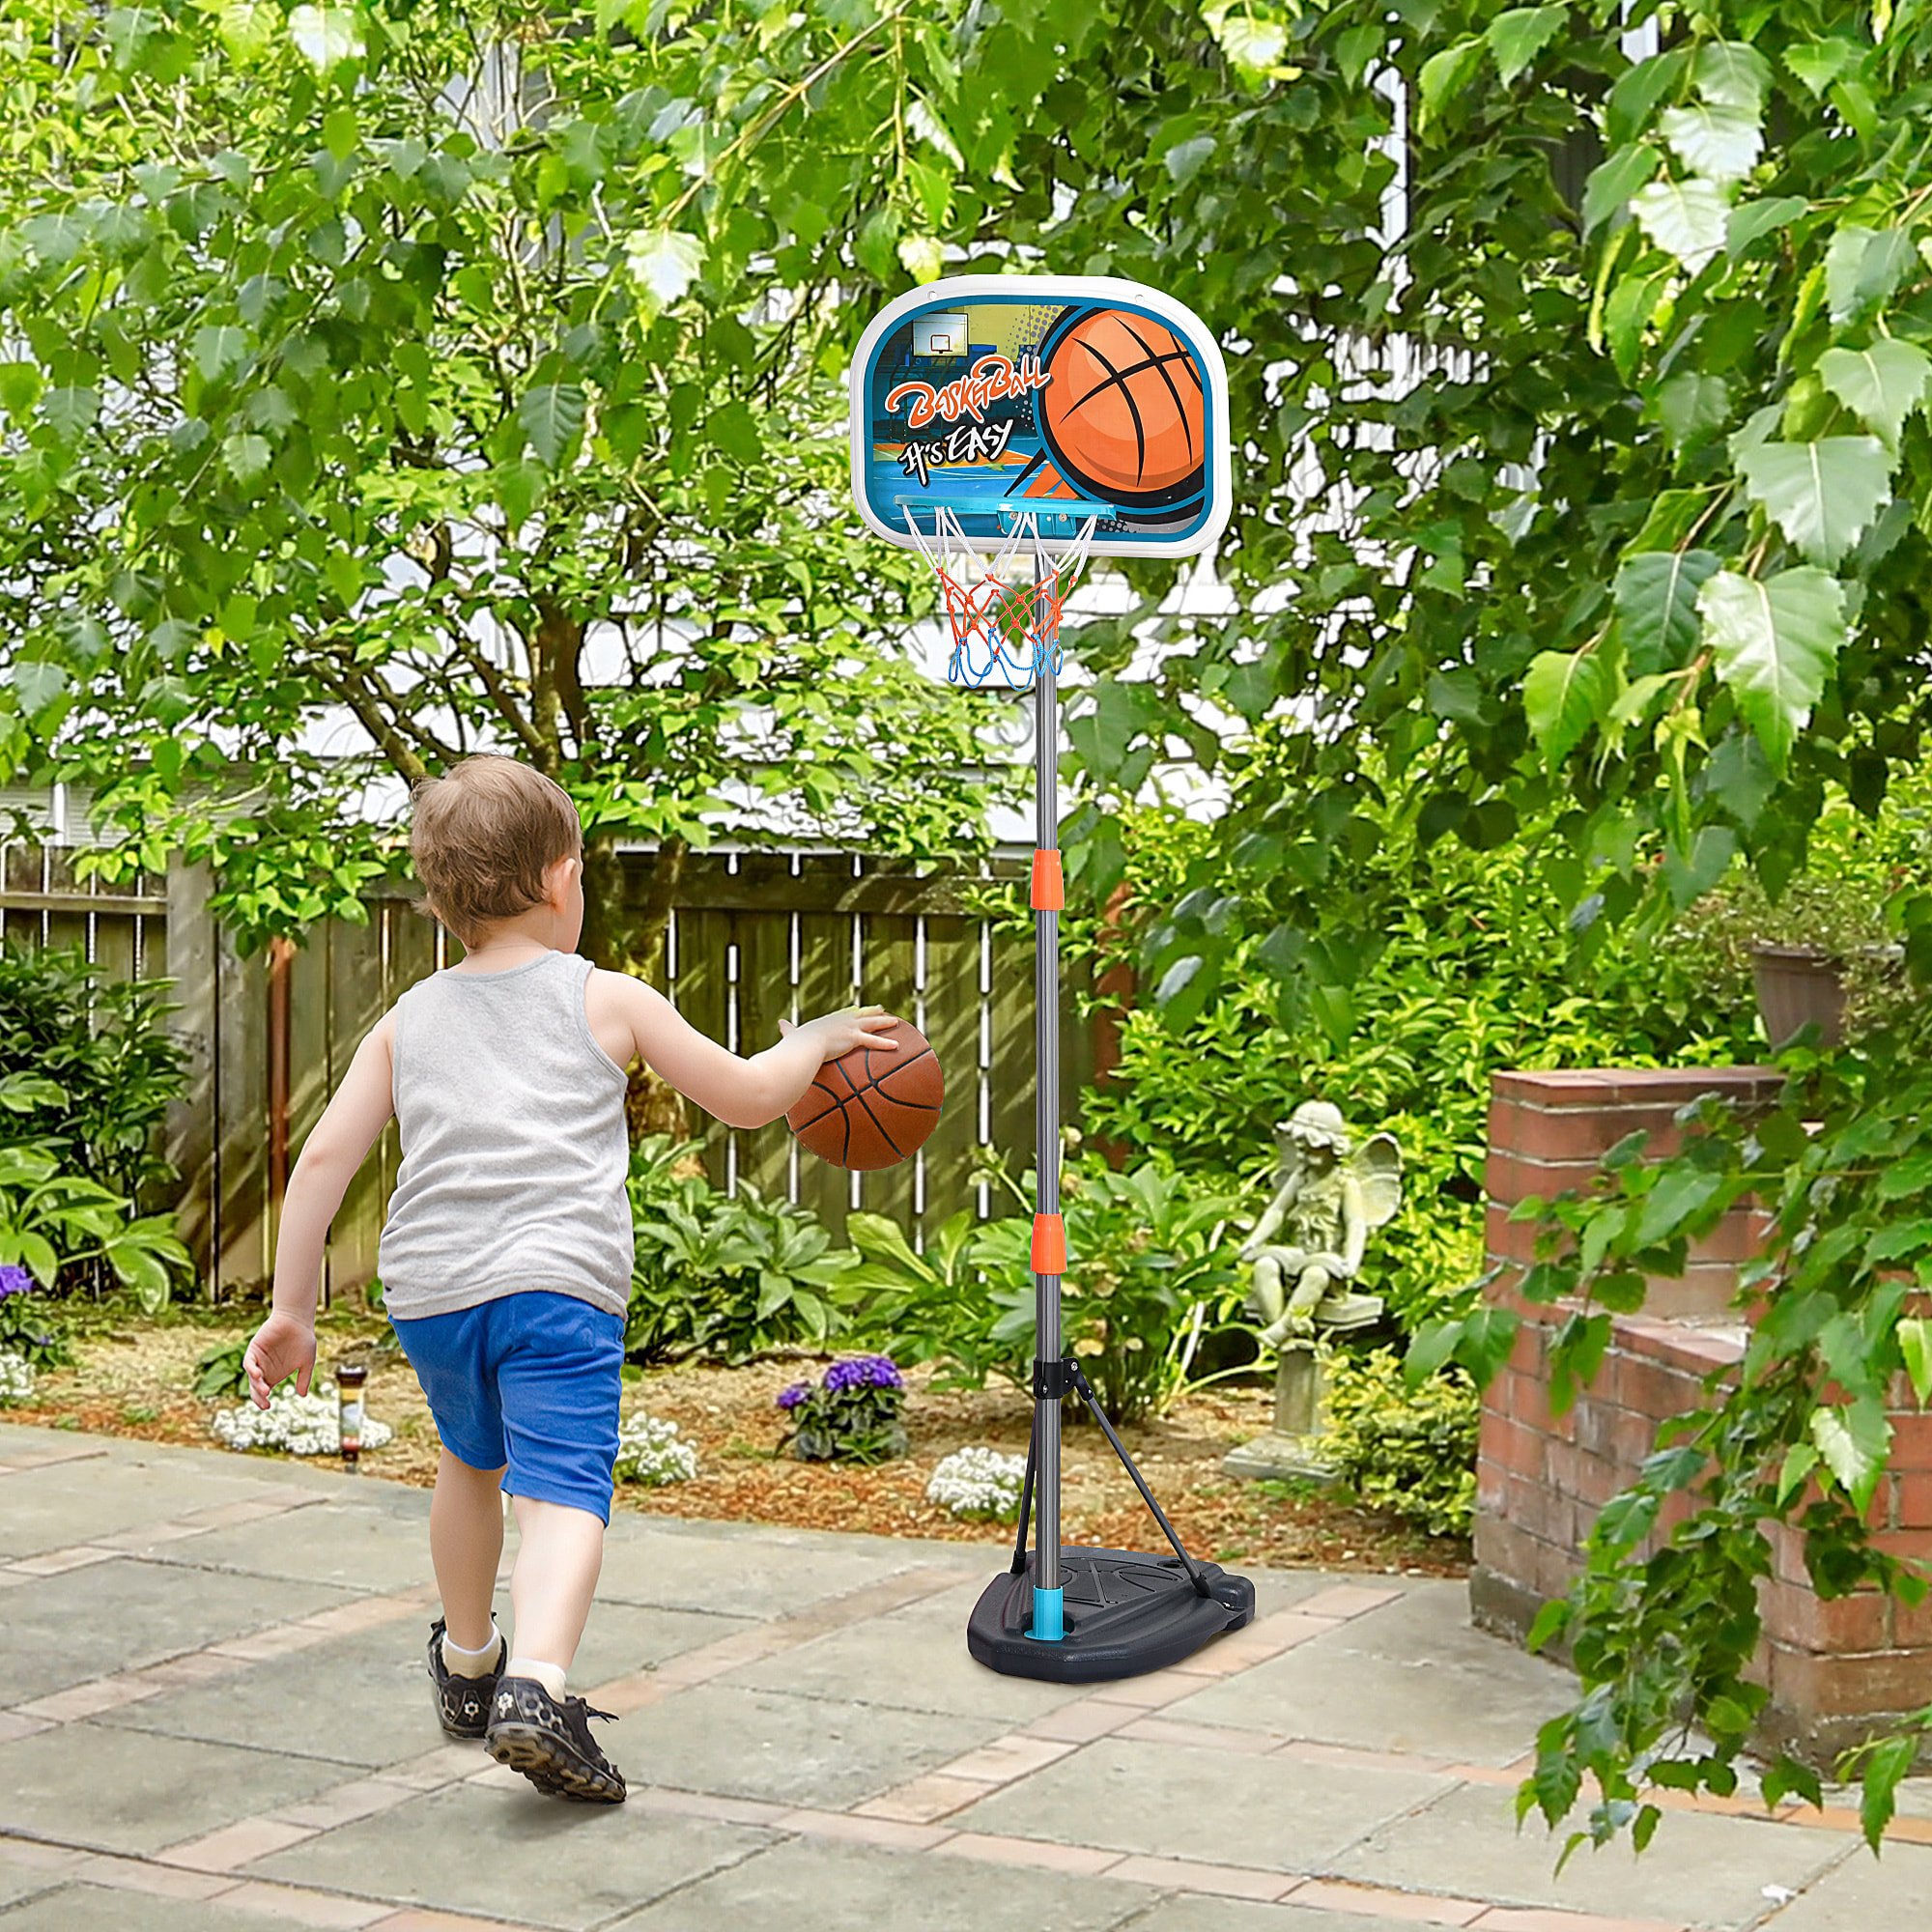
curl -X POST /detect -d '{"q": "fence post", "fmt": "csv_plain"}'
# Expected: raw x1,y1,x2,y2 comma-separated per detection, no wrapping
164,857,218,1298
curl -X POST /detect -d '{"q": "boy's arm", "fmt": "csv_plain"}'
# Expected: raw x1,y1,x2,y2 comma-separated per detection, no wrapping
243,1013,397,1407
603,977,896,1130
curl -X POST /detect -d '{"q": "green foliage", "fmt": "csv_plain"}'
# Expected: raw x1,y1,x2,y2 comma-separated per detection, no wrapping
1075,797,1758,1338
0,1140,191,1318
777,1356,908,1465
1451,1038,1932,1855
0,942,187,1208
0,0,1024,961
852,1151,1248,1424
1321,1349,1480,1539
623,1137,863,1365
192,1337,250,1400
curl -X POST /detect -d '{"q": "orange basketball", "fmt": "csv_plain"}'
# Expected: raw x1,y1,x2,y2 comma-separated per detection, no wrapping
1038,308,1207,504
786,1017,944,1171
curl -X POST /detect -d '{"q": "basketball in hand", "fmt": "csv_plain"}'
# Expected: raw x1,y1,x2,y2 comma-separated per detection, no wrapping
787,1017,943,1171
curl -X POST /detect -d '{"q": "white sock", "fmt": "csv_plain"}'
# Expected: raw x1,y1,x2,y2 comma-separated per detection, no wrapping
440,1622,502,1678
506,1656,567,1699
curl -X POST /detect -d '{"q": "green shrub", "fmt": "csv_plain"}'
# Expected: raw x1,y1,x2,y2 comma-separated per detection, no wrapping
1320,1348,1479,1539
623,1136,865,1364
849,1151,1249,1424
0,1141,191,1321
0,942,187,1208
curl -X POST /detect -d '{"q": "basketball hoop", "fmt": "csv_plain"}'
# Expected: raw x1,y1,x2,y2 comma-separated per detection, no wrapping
900,501,1098,688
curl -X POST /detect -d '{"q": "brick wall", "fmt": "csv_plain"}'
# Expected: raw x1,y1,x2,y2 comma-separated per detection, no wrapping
1472,1066,1932,1767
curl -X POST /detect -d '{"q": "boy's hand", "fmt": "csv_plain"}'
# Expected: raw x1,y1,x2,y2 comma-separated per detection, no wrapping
778,1004,901,1063
242,1312,317,1410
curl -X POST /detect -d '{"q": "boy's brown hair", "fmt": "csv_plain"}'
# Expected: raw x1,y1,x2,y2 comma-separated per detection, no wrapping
409,756,582,947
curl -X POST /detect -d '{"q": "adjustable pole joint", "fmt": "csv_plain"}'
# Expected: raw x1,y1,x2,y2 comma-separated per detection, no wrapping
1030,1211,1066,1276
1031,1356,1079,1402
1030,847,1065,910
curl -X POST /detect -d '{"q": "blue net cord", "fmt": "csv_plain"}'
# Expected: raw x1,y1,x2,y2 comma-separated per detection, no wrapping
901,505,1097,688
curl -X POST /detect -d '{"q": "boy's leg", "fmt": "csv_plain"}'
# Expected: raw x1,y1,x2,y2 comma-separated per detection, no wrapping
505,1496,604,1692
431,1448,509,1653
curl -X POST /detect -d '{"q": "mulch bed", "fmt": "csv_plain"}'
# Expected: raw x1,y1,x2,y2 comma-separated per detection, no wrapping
6,1309,1469,1577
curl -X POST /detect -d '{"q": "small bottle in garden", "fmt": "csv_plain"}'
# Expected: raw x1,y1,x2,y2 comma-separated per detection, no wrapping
337,1361,367,1469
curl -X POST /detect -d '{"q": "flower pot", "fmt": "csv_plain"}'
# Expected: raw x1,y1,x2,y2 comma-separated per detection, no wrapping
1750,943,1846,1050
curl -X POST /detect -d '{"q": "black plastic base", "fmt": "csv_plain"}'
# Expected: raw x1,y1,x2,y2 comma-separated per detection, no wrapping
966,1545,1256,1683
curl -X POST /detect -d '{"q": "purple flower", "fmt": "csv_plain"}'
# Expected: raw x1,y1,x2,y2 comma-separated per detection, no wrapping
776,1382,811,1411
0,1264,33,1299
823,1354,902,1394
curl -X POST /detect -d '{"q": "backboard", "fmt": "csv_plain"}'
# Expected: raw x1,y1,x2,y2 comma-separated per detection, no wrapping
850,274,1231,560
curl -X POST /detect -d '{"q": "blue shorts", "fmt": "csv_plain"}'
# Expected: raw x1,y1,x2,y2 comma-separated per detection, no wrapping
389,1292,624,1523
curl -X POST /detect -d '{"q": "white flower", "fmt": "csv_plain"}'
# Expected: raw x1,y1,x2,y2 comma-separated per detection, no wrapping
0,1350,36,1404
613,1413,697,1486
925,1446,1029,1521
210,1380,393,1457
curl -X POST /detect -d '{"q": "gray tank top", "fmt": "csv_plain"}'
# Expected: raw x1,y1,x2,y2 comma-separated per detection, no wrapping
378,949,633,1322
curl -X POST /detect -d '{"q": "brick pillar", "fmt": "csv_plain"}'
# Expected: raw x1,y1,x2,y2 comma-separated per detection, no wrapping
1469,1067,1932,1767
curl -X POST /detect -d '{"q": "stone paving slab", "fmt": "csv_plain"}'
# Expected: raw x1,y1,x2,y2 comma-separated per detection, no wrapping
1127,1899,1463,1932
1327,1779,1846,1929
131,1504,437,1594
720,1578,1093,1723
0,1721,349,1857
620,1680,1002,1808
249,1780,779,1930
0,1885,301,1930
1168,1579,1575,1766
590,1520,974,1619
1750,1838,1932,1923
601,1833,1149,1931
0,1454,298,1559
952,1734,1452,1870
0,1868,60,1913
0,1559,356,1707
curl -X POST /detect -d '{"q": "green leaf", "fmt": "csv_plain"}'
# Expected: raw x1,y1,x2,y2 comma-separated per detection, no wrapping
1860,1733,1916,1852
1416,38,1484,130
1630,178,1730,274
1659,103,1763,185
1163,135,1217,184
1522,650,1608,768
1808,1401,1889,1513
706,399,763,465
287,4,362,72
1698,566,1847,769
1634,1166,1723,1247
1725,195,1808,258
192,325,249,384
1825,226,1915,325
624,229,705,313
1737,437,1894,566
1694,41,1772,113
1817,340,1932,452
8,662,69,717
1582,145,1659,240
1899,1317,1932,1406
1784,38,1861,99
0,362,44,422
1651,370,1729,453
518,384,587,468
221,432,270,483
215,0,277,62
1485,7,1566,86
1605,47,1690,149
1776,1440,1820,1503
1614,549,1719,673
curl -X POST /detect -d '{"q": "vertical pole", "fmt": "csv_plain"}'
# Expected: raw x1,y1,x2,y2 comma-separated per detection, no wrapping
1029,552,1065,1640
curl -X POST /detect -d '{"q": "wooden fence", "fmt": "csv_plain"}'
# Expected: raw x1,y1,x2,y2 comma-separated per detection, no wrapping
0,844,1103,1305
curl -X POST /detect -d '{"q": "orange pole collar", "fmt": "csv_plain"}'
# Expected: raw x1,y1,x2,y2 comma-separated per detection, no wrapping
1031,848,1065,911
1032,1212,1066,1276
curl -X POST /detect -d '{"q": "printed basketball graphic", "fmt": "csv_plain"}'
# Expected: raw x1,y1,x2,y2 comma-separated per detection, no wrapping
787,1017,944,1172
1037,308,1207,509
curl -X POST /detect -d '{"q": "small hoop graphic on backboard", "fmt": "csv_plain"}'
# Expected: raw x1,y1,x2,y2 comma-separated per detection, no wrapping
901,500,1098,688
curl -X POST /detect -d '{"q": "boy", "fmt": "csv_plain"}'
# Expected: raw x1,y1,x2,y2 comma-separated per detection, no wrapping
241,754,896,1803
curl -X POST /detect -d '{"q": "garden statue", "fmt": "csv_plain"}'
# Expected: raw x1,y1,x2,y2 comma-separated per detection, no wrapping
1223,1101,1404,1484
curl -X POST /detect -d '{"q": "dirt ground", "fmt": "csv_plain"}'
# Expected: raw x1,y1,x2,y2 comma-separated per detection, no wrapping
5,1308,1469,1577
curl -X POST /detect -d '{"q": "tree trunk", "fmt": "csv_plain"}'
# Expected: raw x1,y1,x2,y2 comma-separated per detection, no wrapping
579,833,695,1150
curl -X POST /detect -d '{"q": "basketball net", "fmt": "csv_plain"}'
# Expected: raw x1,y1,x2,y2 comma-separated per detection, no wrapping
902,504,1097,688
